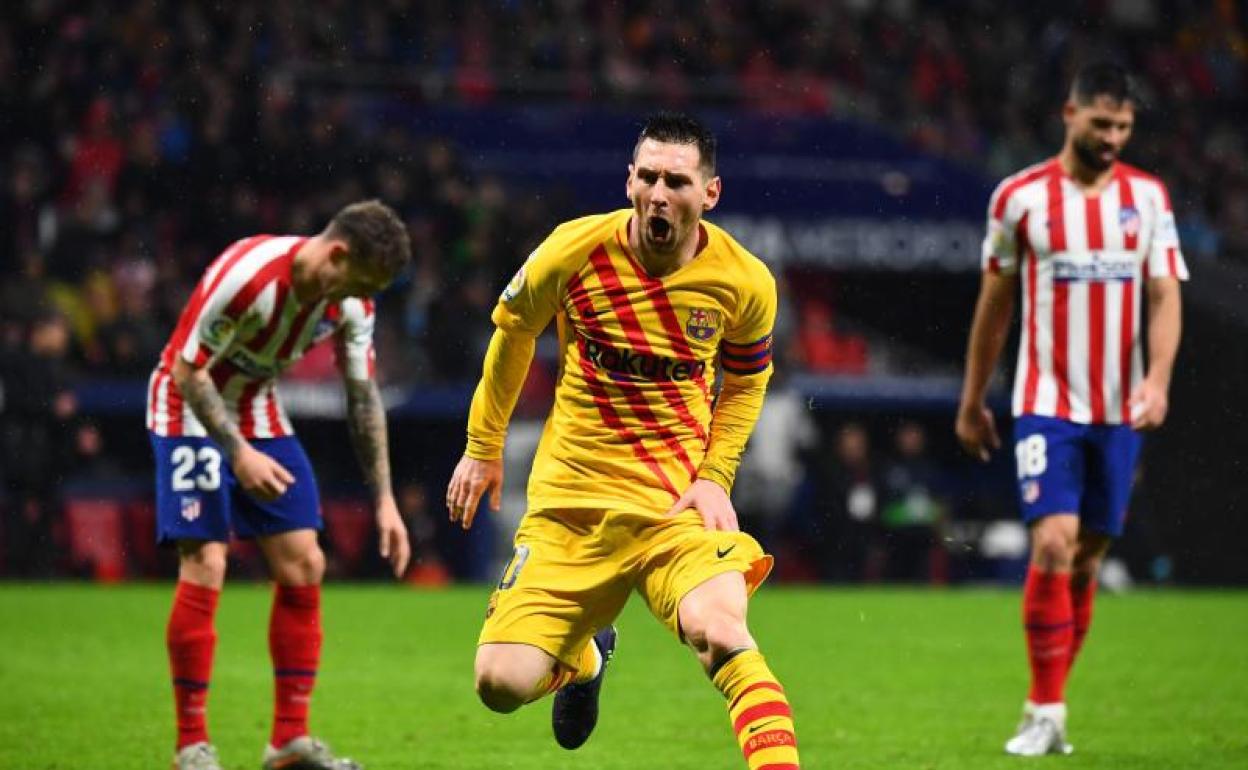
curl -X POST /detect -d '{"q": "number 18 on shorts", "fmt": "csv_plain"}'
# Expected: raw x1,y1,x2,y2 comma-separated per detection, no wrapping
1012,415,1142,537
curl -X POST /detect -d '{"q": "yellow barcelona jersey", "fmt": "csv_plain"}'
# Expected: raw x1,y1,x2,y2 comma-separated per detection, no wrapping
472,209,776,515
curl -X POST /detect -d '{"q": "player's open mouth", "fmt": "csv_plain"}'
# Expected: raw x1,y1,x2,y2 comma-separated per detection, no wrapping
647,216,672,242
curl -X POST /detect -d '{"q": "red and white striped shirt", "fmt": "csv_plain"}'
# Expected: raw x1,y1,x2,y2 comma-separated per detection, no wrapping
983,158,1189,425
146,235,376,438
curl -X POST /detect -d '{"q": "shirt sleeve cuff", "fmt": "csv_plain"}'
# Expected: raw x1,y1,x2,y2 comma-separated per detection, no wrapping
465,436,504,461
696,465,734,494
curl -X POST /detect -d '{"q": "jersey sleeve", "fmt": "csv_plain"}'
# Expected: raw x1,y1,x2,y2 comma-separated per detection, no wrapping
490,234,571,337
180,253,250,368
981,179,1022,275
1145,181,1190,281
180,237,291,368
700,265,777,492
335,298,376,380
720,269,777,377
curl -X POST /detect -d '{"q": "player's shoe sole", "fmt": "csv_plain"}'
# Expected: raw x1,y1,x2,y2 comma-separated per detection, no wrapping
552,625,618,750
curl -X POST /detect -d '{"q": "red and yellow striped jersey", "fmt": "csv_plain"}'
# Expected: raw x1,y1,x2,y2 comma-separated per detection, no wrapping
470,209,776,515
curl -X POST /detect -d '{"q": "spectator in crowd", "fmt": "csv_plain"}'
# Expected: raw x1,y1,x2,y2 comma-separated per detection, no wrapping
1,1,1242,582
0,2,1243,392
806,421,884,582
396,481,450,586
0,312,78,576
879,421,949,583
734,368,818,552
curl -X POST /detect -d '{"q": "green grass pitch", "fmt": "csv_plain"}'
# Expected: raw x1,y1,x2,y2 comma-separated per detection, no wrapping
0,584,1245,769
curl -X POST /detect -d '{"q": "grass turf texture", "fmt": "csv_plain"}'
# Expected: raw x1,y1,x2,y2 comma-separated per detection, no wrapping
0,585,1244,769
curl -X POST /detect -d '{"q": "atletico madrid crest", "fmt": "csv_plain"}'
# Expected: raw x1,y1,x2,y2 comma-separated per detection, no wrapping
1021,480,1041,505
685,308,722,341
1119,207,1141,238
180,496,202,522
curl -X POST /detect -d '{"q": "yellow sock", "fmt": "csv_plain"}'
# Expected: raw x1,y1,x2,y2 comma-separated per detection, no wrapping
570,638,602,684
712,649,800,769
526,641,599,703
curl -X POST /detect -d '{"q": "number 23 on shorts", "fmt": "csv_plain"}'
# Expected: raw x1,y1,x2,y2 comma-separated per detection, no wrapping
171,444,223,492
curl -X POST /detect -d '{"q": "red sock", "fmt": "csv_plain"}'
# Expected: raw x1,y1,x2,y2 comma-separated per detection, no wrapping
269,584,322,748
1023,565,1073,704
1068,576,1098,671
167,581,220,750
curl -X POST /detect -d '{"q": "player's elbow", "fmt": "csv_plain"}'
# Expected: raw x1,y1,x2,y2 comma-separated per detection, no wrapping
170,357,198,390
1147,276,1181,307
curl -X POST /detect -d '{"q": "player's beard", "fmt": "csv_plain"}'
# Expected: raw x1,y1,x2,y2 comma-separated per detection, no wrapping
1073,135,1117,172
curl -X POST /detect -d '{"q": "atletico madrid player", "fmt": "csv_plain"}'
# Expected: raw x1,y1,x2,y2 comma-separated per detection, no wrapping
446,112,801,769
147,201,411,770
957,62,1187,756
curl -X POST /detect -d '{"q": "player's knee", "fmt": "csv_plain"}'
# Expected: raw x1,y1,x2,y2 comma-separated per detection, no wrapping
178,543,227,585
303,545,326,581
473,661,526,713
1031,528,1075,569
274,544,325,586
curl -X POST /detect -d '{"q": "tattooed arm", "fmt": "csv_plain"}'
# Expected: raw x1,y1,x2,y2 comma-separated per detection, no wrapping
344,376,410,577
172,358,245,460
344,377,392,500
171,357,293,501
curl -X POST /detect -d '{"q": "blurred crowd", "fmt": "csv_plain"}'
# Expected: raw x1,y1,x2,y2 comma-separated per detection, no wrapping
2,1,1246,385
0,1,1229,580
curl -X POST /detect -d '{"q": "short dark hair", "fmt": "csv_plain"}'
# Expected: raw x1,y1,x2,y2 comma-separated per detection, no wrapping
1070,62,1139,107
634,111,717,177
328,200,411,278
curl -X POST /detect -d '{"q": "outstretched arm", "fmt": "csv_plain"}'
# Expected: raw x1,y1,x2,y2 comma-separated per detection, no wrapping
446,327,536,529
956,270,1017,461
344,377,409,577
172,356,293,501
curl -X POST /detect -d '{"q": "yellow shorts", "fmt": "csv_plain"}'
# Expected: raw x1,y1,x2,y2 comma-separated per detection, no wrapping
478,508,773,672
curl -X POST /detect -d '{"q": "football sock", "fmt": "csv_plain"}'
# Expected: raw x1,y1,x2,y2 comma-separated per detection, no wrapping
528,664,576,703
570,637,603,684
167,580,220,750
712,649,800,769
1068,573,1098,671
1023,565,1073,704
269,584,322,748
526,642,599,703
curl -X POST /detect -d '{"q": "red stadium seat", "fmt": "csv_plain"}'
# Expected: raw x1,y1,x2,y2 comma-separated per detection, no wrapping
322,499,374,573
228,536,264,577
64,498,126,582
124,498,161,577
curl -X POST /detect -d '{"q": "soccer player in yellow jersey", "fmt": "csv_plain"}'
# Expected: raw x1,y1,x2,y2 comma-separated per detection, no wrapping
445,112,800,769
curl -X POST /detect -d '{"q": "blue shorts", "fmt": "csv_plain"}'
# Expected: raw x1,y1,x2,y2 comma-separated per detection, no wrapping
150,434,322,545
1012,415,1142,537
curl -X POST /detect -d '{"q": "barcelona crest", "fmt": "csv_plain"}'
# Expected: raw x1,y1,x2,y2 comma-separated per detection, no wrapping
685,308,722,341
